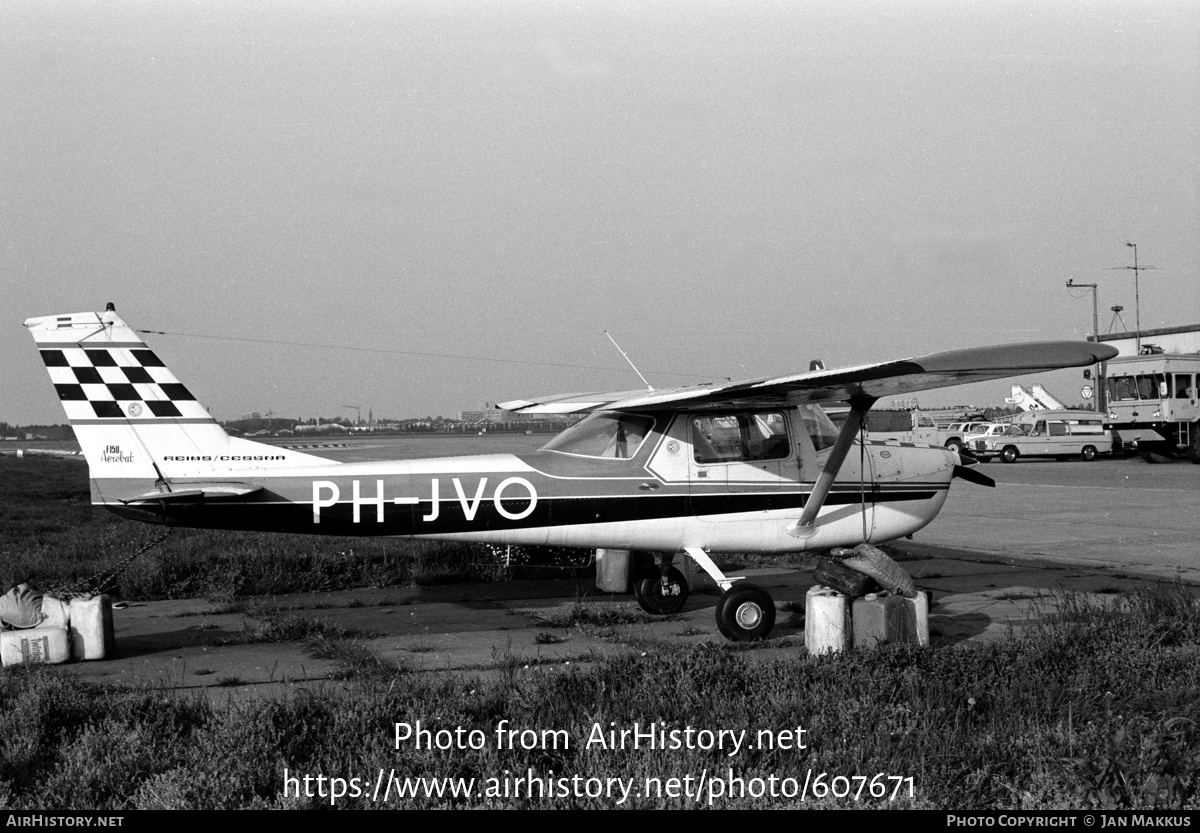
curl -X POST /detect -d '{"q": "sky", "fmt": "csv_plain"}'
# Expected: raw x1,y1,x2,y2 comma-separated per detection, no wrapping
3,0,1197,425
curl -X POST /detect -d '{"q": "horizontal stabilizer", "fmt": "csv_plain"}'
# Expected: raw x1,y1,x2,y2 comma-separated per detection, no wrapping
121,483,264,505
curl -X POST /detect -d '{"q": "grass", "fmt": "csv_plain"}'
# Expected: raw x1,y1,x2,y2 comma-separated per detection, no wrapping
994,590,1049,602
403,628,437,653
214,614,378,647
1,585,1198,809
307,636,400,681
530,596,657,632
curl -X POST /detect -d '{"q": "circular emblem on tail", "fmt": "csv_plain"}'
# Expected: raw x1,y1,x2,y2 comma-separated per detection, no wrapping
127,402,143,417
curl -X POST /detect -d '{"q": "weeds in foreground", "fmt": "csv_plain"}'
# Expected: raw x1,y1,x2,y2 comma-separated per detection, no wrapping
531,595,655,631
307,635,400,681
3,586,1198,809
214,615,376,646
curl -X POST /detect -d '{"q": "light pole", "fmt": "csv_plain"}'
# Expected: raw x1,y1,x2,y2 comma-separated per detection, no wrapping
1066,279,1104,412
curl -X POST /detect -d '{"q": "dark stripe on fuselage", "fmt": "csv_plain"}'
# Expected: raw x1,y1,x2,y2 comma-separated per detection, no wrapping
105,485,942,535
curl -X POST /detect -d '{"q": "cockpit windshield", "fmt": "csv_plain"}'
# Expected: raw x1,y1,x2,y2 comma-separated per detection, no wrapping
542,412,655,459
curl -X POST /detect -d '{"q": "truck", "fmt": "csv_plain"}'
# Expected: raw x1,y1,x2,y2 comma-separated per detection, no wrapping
829,409,989,453
1093,324,1200,462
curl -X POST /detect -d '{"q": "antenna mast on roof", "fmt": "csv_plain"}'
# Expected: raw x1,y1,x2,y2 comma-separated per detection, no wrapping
604,331,653,391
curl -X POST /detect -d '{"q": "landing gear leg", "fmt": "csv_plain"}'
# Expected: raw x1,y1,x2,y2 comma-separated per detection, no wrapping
677,546,776,641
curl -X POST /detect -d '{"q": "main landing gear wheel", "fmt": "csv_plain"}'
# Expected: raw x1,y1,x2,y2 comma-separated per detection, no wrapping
634,566,688,615
715,583,776,641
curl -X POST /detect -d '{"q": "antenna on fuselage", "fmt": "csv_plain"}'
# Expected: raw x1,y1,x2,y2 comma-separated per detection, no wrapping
604,330,654,391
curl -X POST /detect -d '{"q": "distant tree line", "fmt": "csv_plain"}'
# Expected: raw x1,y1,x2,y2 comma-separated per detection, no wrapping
0,423,73,441
221,415,579,436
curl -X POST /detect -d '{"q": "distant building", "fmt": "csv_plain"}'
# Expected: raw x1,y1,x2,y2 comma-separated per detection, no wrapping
1093,323,1200,357
459,410,506,424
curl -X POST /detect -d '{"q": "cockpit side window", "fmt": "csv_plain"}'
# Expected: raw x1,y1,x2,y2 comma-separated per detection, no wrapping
542,412,654,459
691,412,790,464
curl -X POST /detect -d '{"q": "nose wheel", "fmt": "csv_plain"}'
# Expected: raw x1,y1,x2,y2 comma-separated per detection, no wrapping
634,565,689,615
715,583,776,641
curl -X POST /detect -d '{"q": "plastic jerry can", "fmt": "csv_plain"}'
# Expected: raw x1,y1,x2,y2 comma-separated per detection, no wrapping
904,590,930,647
69,595,115,661
595,548,632,593
805,585,850,655
1,627,72,667
852,592,909,648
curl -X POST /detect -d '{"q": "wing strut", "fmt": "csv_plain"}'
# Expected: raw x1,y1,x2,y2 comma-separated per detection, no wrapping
786,395,876,538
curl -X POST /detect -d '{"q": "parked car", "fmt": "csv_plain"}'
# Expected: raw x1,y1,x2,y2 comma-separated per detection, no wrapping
973,411,1112,463
961,423,1009,450
941,421,992,453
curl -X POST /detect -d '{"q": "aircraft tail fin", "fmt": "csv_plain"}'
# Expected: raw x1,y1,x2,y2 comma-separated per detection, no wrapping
24,304,327,504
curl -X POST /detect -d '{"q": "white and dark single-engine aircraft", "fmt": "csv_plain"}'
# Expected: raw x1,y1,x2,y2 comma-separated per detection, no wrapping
25,304,1118,640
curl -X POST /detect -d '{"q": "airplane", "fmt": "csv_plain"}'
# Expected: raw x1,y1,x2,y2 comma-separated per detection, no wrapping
25,304,1118,641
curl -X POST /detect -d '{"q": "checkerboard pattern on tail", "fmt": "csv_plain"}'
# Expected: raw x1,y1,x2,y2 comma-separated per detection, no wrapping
39,342,208,422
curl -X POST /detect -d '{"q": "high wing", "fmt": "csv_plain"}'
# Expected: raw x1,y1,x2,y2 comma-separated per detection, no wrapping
499,341,1119,414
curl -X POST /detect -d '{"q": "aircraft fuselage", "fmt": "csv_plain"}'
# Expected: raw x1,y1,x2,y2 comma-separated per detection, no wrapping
102,409,955,553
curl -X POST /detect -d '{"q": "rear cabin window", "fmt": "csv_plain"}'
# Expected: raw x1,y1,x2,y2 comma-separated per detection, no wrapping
799,405,840,451
692,412,789,464
1023,417,1104,436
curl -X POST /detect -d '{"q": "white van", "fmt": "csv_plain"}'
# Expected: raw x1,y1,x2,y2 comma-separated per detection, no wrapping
972,410,1113,463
